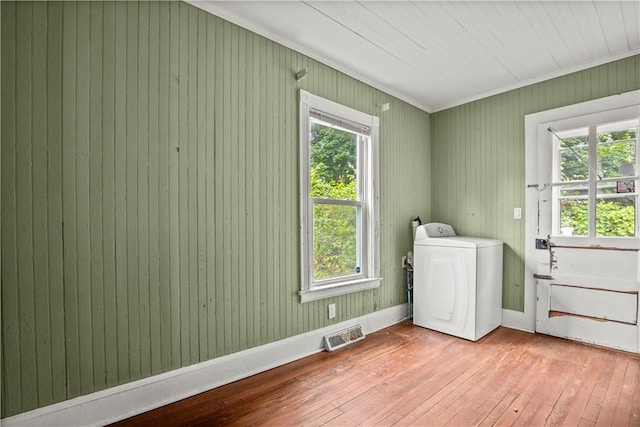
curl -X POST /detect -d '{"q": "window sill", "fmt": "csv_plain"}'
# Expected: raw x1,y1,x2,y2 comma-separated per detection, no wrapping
299,277,382,303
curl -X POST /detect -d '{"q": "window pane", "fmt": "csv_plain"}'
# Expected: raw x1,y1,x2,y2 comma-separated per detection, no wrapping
559,198,588,236
309,121,358,200
559,182,588,236
596,187,636,237
313,203,359,281
558,132,589,181
597,122,637,178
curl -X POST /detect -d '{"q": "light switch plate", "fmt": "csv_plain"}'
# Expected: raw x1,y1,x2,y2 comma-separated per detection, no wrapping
514,207,522,219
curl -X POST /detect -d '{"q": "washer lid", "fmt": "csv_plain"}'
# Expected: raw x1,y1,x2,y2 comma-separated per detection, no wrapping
415,235,503,248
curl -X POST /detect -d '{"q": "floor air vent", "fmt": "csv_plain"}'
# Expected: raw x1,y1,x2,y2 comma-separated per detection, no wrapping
323,324,365,352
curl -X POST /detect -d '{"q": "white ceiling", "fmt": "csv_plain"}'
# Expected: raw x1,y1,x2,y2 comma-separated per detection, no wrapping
189,1,640,113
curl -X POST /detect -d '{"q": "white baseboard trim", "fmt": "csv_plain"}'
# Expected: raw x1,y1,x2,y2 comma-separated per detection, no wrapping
2,304,408,427
502,308,534,333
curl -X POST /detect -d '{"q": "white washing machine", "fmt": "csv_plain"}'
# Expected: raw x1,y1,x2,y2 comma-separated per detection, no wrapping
413,223,503,341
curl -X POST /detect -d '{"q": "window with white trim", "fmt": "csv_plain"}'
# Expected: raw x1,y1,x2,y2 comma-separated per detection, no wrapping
299,90,381,303
550,110,639,239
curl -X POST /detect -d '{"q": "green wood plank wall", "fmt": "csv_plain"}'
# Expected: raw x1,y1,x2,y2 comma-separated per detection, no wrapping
431,55,640,311
0,1,431,417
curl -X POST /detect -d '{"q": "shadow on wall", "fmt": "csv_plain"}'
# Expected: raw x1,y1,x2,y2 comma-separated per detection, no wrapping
502,244,524,311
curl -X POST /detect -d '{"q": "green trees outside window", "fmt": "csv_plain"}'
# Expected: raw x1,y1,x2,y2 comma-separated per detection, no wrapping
310,123,360,280
559,126,638,237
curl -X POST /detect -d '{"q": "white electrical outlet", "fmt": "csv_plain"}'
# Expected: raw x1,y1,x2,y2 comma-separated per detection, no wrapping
328,303,336,319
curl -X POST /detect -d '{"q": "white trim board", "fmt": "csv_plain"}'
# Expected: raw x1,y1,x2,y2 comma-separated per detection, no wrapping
502,308,533,333
2,304,408,427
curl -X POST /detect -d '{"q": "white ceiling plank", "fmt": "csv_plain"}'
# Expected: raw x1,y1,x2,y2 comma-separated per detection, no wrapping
548,2,592,57
359,2,439,51
513,2,563,71
493,3,563,81
410,1,468,41
492,2,536,49
537,2,587,68
458,2,539,82
514,2,561,74
446,2,521,81
620,0,640,50
568,1,610,60
594,1,634,56
193,0,437,111
547,2,592,64
306,1,426,69
188,0,640,113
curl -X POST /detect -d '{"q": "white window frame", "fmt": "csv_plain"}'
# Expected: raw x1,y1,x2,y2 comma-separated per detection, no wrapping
299,90,381,303
547,107,640,244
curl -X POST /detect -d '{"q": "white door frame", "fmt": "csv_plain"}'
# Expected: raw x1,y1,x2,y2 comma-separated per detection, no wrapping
521,90,640,333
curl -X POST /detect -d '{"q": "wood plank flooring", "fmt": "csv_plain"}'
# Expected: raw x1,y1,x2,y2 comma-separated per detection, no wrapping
112,321,640,426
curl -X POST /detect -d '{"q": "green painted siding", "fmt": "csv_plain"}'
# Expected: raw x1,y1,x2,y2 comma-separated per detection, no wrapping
0,1,431,417
431,55,640,311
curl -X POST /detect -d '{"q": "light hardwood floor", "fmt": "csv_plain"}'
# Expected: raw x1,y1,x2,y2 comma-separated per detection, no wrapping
113,321,640,426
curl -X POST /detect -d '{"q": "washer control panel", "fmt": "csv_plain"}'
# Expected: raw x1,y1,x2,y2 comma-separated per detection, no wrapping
424,223,456,237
